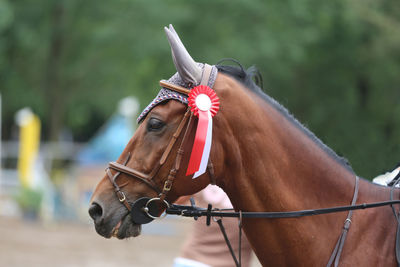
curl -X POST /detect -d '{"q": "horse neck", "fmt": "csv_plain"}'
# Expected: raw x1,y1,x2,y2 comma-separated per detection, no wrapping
211,75,397,266
215,81,356,212
212,78,361,264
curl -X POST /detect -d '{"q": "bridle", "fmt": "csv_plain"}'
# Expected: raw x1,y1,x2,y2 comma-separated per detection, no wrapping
105,106,194,223
105,64,216,224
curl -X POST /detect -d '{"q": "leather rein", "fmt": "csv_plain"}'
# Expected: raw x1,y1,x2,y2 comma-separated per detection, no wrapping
166,175,400,267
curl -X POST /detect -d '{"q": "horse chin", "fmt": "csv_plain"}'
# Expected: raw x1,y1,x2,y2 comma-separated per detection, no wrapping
114,214,142,239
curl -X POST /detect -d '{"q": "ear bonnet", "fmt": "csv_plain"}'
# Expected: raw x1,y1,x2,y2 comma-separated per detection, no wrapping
137,25,218,123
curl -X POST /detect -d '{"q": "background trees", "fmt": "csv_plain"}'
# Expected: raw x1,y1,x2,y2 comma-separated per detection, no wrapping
1,0,399,178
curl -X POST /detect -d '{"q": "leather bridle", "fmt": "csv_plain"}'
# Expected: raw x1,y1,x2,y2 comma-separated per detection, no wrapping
105,65,216,223
105,106,193,217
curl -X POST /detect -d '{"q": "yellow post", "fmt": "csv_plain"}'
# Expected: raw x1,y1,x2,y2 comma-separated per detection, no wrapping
16,109,41,188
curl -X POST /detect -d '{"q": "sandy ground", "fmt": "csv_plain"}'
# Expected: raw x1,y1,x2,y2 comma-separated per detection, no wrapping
0,216,261,267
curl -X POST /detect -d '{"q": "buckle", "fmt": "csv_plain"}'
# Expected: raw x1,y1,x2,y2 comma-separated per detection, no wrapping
163,180,173,192
117,191,126,202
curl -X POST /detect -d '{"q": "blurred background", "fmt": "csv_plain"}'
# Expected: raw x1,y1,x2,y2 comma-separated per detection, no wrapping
0,0,399,266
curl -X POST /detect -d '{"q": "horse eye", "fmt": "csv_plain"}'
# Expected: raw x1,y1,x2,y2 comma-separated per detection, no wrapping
147,118,165,132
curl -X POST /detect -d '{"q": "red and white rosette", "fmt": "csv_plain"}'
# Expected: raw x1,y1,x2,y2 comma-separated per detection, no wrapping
186,85,219,178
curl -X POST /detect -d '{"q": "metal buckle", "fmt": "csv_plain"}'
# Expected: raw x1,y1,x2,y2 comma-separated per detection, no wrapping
343,218,352,230
117,191,126,203
163,180,173,192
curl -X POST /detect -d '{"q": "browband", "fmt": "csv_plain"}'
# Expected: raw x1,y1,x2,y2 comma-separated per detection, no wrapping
159,64,214,95
159,80,191,95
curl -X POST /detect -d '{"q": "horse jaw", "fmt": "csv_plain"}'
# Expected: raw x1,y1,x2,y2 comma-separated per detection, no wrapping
164,24,202,85
110,213,142,239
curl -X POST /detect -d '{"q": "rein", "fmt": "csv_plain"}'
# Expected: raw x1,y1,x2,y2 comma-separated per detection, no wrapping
166,198,400,219
166,175,400,267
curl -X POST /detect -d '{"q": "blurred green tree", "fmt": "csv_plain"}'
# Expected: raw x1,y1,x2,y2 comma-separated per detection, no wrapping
1,0,399,178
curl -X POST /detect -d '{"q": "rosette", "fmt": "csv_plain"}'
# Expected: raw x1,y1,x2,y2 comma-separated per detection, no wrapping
186,85,220,178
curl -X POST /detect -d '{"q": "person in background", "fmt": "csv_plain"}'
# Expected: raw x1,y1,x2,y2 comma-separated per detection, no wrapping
372,163,400,187
173,185,253,267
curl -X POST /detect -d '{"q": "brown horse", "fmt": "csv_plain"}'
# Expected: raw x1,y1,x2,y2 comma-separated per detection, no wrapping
89,25,399,266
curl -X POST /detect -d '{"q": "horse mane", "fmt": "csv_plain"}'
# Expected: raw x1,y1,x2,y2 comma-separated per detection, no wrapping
216,60,354,173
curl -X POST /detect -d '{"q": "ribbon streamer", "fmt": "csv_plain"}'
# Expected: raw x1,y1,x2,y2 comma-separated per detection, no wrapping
186,85,219,178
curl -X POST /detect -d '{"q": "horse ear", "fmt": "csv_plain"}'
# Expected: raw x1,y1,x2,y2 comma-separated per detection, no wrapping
164,24,202,85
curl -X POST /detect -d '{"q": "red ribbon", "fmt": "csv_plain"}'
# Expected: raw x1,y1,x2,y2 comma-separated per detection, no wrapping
186,110,209,175
186,85,219,177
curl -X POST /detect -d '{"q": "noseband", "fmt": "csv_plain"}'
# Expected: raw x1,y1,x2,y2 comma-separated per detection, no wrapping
105,106,193,222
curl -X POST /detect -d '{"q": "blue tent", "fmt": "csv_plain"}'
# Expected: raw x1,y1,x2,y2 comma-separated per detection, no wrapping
77,114,134,165
76,97,139,165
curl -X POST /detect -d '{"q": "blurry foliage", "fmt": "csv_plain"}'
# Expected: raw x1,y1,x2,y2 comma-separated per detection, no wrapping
1,0,400,178
14,186,43,215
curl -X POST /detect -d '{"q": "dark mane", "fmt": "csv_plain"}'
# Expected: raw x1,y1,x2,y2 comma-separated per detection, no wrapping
216,61,354,173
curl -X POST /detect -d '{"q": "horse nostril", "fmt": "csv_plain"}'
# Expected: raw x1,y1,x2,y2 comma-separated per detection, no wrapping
89,202,103,222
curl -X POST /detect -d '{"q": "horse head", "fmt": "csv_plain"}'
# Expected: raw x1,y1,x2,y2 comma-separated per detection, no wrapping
88,25,230,239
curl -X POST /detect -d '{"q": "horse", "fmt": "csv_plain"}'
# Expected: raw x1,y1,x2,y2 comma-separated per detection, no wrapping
89,25,399,266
